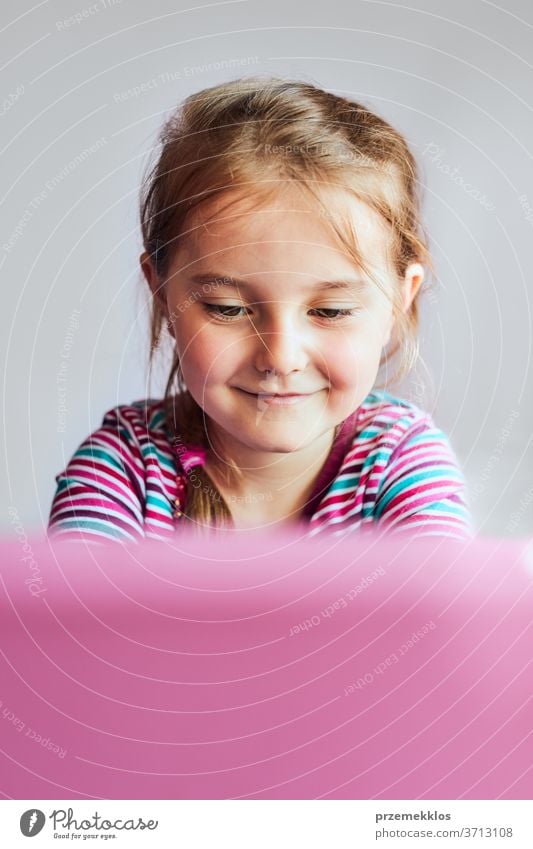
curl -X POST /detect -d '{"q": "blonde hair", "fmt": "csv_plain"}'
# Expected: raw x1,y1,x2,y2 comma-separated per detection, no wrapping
139,75,432,533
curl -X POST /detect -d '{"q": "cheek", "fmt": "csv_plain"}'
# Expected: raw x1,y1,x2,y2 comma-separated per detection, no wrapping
322,347,354,388
176,322,238,385
326,329,383,387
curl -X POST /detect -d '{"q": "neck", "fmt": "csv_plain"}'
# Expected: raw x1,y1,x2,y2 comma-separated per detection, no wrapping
204,425,338,504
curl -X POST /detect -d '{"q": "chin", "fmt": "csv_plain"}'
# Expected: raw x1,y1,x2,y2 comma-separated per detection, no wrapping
251,442,311,455
230,428,315,455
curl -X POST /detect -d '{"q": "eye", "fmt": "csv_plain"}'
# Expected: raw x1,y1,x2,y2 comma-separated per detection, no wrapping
201,304,360,323
309,307,360,322
202,304,249,322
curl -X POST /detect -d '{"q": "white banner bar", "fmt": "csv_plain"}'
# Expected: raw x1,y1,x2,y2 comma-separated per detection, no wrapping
1,800,532,848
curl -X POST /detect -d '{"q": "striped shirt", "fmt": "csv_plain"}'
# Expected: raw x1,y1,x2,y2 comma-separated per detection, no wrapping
47,390,473,544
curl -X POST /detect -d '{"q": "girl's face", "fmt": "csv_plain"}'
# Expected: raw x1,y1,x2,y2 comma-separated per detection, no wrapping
144,187,418,457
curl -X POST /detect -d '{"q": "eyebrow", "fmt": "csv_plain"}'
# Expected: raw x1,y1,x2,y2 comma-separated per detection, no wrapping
188,273,368,293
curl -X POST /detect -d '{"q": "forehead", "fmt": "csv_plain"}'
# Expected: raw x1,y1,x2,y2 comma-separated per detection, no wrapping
176,185,391,273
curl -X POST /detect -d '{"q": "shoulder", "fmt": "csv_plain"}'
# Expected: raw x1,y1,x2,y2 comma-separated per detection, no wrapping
85,397,180,493
350,388,464,473
349,390,472,537
96,397,176,457
48,398,179,544
100,397,168,434
353,390,437,446
348,389,464,471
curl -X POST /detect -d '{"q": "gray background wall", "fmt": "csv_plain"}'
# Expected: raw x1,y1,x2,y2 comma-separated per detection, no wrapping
1,0,532,538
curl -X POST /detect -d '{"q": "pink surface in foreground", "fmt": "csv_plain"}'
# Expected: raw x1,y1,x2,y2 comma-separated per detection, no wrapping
0,529,531,799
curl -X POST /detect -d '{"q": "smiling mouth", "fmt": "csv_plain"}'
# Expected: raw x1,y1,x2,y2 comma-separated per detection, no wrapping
235,388,320,406
237,389,314,397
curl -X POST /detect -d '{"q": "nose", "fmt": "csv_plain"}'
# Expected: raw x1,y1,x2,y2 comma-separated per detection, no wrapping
251,311,312,376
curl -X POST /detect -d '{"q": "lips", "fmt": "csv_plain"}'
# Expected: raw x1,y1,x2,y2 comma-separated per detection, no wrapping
235,387,319,407
238,389,311,397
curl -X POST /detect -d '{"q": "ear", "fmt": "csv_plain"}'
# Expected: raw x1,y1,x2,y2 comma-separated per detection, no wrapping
382,263,425,347
401,262,425,312
140,251,164,303
140,251,175,339
139,251,168,313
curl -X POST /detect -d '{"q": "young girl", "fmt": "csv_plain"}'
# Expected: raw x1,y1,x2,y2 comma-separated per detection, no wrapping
47,76,472,544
